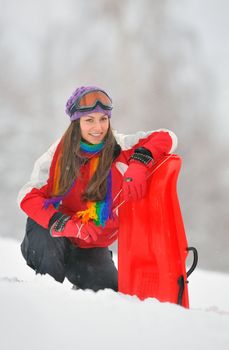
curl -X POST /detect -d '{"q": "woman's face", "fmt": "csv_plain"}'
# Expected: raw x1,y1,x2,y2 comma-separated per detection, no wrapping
80,112,109,144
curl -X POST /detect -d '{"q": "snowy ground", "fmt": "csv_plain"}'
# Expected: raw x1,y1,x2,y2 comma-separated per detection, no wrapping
0,238,228,350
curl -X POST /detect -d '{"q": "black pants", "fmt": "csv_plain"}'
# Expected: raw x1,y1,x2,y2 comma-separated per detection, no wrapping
21,217,118,291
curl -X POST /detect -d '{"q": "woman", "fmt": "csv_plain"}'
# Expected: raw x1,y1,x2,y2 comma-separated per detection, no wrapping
19,85,177,292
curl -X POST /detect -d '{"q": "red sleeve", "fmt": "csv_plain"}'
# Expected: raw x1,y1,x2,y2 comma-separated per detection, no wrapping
20,141,63,229
20,185,58,229
139,131,172,160
120,131,173,162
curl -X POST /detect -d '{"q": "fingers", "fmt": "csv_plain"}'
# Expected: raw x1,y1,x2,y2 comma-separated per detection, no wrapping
122,182,144,201
79,230,93,243
87,225,98,242
83,235,92,243
80,224,99,242
75,223,91,243
122,182,130,200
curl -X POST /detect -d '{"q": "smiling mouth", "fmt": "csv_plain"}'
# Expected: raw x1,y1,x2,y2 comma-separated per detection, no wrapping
89,133,103,136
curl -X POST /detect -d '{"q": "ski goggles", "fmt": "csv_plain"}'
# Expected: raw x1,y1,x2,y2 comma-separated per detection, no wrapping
69,90,113,116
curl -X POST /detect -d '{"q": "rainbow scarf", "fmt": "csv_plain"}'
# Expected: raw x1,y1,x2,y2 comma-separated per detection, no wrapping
44,140,112,227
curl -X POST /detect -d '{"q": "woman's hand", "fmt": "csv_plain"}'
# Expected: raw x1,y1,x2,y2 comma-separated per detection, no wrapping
49,211,120,243
122,147,154,201
49,214,100,243
75,221,102,243
122,161,149,201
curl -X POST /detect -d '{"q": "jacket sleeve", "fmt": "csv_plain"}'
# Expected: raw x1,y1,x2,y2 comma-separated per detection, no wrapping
20,185,58,229
113,129,178,153
18,140,61,229
119,129,177,163
17,139,60,207
137,130,175,160
113,129,152,150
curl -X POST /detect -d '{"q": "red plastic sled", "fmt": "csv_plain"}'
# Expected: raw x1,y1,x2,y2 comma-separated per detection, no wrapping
118,155,196,308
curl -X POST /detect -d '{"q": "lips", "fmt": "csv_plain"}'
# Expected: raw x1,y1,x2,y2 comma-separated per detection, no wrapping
89,133,103,137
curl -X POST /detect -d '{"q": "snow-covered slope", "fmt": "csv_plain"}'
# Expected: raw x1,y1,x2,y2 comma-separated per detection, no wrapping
0,238,228,350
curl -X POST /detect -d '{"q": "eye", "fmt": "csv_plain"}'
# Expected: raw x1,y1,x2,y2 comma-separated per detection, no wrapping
101,116,108,121
85,119,93,123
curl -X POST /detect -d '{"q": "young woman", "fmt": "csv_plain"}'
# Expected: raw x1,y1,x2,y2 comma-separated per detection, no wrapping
18,86,177,292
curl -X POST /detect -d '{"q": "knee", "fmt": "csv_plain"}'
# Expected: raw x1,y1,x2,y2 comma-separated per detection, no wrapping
21,217,70,283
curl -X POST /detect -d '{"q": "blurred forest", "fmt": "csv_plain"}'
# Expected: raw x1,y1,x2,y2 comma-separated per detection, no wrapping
0,0,228,272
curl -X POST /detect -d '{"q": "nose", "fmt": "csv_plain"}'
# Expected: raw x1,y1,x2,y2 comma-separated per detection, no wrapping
93,120,103,131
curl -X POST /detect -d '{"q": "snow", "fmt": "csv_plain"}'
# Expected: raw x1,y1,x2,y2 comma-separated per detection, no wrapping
0,238,229,350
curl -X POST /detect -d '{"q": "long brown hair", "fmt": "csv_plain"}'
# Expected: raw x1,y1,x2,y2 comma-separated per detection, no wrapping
56,119,116,201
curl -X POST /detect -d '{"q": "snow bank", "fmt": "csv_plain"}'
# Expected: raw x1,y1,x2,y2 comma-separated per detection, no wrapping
0,238,228,350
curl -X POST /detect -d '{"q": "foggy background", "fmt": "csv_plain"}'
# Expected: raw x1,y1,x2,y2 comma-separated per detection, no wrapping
0,0,228,273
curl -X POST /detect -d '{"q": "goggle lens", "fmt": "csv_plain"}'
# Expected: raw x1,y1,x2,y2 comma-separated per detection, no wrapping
78,91,112,109
70,90,113,115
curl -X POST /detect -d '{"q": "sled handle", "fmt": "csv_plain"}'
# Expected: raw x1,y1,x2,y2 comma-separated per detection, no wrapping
177,276,185,306
177,247,198,306
186,247,198,278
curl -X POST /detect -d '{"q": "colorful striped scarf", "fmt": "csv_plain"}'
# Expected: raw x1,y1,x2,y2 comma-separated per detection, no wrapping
44,140,112,227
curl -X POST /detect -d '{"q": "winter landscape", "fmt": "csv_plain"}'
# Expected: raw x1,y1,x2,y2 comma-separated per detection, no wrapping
1,0,229,349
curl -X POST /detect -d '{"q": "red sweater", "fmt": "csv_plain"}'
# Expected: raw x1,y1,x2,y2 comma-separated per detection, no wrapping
20,131,174,248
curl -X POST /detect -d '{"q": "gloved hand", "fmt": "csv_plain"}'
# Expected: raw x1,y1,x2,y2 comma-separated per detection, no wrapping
122,161,149,201
76,214,120,242
76,221,102,243
49,214,100,243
